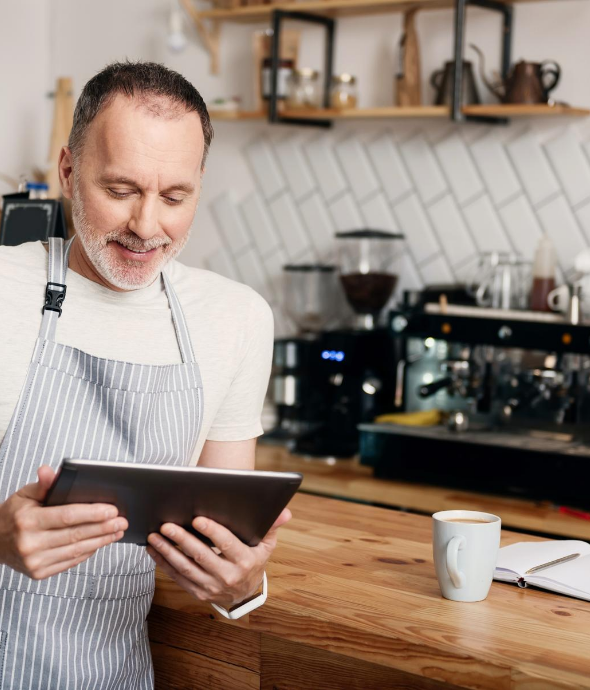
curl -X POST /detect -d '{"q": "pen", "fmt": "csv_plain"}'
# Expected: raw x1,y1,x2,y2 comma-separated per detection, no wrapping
525,553,581,574
558,506,590,521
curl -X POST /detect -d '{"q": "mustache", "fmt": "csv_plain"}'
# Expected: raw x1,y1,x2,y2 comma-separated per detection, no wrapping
104,233,172,252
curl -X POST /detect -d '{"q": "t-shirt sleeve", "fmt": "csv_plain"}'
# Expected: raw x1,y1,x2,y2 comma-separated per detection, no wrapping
206,292,274,442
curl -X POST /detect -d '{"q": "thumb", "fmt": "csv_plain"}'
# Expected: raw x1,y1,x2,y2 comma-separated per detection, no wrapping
258,508,292,553
18,466,56,503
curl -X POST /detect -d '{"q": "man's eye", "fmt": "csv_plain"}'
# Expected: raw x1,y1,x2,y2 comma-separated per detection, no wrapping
163,196,183,205
108,189,132,199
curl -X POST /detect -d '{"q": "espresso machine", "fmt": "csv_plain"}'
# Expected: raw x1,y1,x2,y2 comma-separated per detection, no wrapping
265,230,404,457
359,290,590,508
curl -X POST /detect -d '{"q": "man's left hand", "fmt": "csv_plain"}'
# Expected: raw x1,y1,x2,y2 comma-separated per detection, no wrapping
146,508,292,608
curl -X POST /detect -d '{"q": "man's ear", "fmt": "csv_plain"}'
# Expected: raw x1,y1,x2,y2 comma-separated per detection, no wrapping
58,146,74,199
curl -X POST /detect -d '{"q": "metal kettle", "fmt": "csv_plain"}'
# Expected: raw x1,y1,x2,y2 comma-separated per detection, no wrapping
471,44,561,105
430,60,481,106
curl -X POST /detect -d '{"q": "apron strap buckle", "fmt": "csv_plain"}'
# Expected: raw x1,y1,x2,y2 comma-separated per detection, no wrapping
43,282,67,317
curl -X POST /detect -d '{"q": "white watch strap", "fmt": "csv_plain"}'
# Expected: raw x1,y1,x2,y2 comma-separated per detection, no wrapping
211,572,267,620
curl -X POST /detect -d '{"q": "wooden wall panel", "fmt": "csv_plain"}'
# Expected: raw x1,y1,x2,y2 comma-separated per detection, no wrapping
148,605,261,673
151,640,260,690
260,635,463,690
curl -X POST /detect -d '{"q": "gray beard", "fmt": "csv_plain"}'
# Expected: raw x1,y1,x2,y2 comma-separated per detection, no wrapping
70,188,191,291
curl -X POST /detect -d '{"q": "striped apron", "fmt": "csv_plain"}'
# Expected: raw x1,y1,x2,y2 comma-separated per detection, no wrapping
0,236,204,689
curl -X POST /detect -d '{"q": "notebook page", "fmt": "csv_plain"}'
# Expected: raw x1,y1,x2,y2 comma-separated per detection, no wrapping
529,554,590,597
494,540,590,578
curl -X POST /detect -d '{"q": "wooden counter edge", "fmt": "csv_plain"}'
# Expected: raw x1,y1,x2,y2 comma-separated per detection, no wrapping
255,444,590,540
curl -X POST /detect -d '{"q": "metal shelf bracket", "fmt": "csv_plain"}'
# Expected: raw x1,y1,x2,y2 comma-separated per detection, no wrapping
269,10,335,128
453,0,513,125
180,0,221,75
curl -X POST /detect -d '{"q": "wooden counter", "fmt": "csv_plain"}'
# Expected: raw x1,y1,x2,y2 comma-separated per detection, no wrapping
148,493,590,689
255,444,590,540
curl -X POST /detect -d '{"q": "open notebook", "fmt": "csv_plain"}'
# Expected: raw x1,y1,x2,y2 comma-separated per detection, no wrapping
494,540,590,602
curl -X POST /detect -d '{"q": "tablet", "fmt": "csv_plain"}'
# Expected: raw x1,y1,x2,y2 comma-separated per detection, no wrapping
45,459,303,546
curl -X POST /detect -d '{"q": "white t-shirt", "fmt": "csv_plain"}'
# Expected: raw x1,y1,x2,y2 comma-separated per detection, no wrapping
0,241,274,465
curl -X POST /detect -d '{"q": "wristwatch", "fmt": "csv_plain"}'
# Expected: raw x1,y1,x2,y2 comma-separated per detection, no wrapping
210,572,267,620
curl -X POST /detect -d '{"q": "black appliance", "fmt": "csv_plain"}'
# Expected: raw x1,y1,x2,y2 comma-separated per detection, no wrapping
1,193,67,246
267,328,399,457
359,297,590,509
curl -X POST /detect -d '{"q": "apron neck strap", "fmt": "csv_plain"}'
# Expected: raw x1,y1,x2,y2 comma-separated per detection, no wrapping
161,271,196,364
39,237,73,341
40,237,196,364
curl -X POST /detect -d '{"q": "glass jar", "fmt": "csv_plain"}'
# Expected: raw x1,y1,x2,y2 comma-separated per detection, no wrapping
286,69,321,110
331,73,358,110
282,264,341,333
261,58,295,100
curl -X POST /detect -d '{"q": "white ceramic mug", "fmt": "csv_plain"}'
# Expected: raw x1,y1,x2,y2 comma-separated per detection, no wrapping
548,278,590,322
547,284,570,313
432,510,501,602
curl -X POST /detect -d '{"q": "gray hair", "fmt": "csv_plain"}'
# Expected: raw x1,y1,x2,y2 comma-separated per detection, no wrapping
68,60,213,168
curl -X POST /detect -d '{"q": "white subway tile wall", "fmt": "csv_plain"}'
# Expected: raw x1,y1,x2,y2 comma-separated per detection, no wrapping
462,195,512,254
360,192,399,232
427,194,477,268
245,139,286,200
506,130,561,207
544,129,590,207
329,191,364,232
273,137,316,201
434,134,484,205
240,192,281,257
299,193,337,261
366,134,413,202
470,132,521,206
335,137,380,202
268,193,312,260
537,195,587,272
399,135,448,205
303,136,348,201
208,123,590,337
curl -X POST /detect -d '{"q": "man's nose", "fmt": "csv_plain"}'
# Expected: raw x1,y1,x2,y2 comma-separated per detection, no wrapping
127,195,159,239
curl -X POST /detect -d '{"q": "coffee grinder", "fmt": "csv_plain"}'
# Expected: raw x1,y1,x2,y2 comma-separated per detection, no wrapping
267,230,404,457
266,264,342,447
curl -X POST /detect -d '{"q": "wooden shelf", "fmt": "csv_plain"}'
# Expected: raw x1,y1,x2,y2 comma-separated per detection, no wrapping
209,104,590,121
464,103,590,117
198,0,558,23
208,109,267,119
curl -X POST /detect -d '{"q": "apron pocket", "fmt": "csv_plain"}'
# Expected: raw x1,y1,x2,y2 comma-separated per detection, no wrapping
0,567,154,601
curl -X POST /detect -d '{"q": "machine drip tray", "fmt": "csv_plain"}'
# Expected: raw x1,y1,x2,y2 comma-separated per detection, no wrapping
359,422,590,509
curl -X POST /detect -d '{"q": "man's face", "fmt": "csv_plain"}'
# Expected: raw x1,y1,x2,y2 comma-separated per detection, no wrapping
64,94,205,290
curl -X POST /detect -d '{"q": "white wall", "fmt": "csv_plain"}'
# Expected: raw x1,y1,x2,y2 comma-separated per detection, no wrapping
0,0,52,195
2,0,590,334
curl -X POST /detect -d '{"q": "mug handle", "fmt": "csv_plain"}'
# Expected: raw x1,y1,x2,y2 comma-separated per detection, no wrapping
540,60,561,95
475,280,491,307
547,285,568,311
430,70,444,91
446,535,466,589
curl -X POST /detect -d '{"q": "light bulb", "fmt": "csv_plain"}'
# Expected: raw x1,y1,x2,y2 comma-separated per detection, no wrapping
167,9,187,53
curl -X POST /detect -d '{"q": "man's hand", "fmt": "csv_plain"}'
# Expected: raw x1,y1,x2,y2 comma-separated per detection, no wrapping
0,466,128,580
146,508,292,608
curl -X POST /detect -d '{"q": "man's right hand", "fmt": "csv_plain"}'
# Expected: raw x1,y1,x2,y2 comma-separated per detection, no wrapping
0,465,127,580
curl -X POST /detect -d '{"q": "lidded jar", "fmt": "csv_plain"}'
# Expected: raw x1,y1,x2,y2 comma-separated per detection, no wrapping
286,69,321,109
331,73,358,110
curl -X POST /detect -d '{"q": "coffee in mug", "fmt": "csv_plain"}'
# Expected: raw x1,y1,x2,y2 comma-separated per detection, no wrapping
432,510,501,602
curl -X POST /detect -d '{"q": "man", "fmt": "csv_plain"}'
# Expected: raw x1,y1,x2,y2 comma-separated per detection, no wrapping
0,61,289,688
